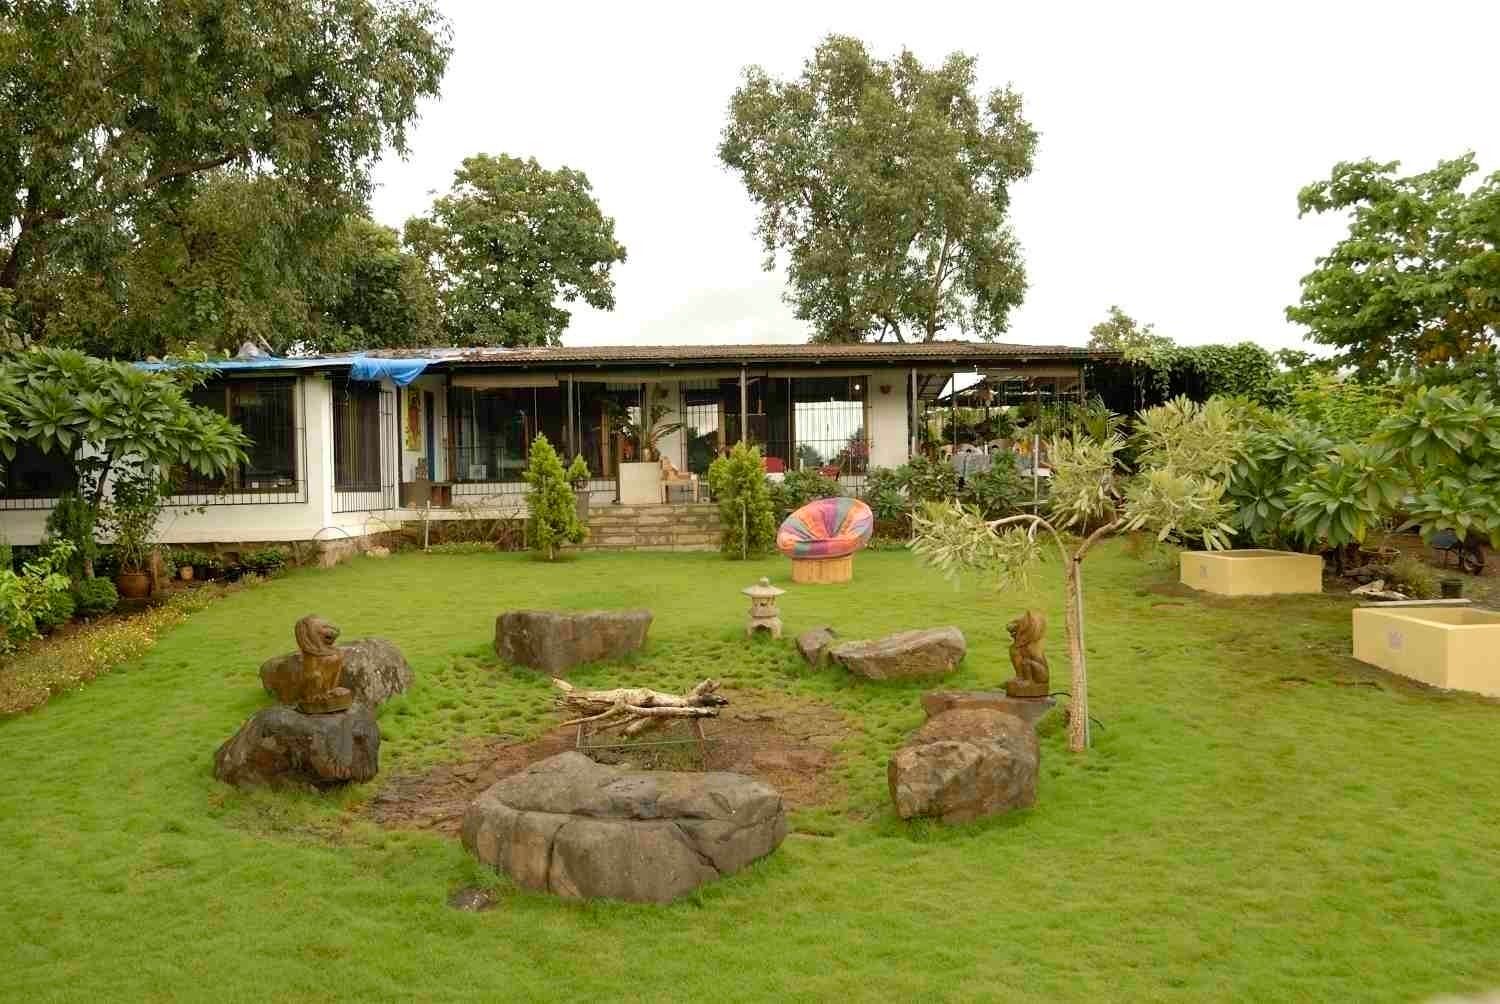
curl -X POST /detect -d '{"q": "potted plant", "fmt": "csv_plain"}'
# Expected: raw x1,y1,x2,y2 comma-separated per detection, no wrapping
611,401,683,505
566,454,592,522
104,471,166,599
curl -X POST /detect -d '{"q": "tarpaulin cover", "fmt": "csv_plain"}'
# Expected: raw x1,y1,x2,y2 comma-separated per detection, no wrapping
348,355,430,386
777,496,874,559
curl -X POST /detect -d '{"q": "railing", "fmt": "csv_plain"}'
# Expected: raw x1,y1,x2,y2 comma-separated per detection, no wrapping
757,437,871,494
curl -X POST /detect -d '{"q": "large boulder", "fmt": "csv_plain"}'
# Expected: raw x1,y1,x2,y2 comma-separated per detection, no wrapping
461,751,787,903
829,627,966,680
259,638,413,707
888,708,1038,824
213,705,380,788
920,690,1056,729
796,626,838,667
494,609,652,674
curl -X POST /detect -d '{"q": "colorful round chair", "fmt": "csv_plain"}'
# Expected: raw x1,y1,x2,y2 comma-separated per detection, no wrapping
777,496,875,584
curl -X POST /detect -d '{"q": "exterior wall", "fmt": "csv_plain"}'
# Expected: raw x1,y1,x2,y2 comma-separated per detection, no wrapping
865,367,912,470
399,375,450,483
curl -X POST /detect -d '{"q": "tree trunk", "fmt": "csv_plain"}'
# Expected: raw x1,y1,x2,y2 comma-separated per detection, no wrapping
1063,557,1089,752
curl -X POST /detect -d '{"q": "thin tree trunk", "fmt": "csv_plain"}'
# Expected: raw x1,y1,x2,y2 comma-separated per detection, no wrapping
1063,558,1087,752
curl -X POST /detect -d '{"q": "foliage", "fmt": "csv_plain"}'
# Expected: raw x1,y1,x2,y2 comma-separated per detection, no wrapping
1132,397,1246,484
1,0,452,347
1226,420,1334,546
960,452,1028,519
1387,556,1440,600
520,435,586,561
719,34,1036,342
42,492,99,578
769,469,843,523
903,455,960,505
1288,155,1500,377
71,577,119,618
172,548,223,574
565,455,591,486
707,443,776,558
1286,443,1404,552
1375,386,1500,548
0,541,74,649
403,154,627,347
607,402,683,463
1284,373,1403,443
100,471,168,573
36,589,75,634
861,467,909,523
1045,435,1127,530
1087,308,1286,410
1088,305,1174,359
240,548,289,575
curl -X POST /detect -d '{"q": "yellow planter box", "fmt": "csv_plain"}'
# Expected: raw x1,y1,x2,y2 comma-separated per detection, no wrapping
1179,549,1324,596
1353,606,1500,696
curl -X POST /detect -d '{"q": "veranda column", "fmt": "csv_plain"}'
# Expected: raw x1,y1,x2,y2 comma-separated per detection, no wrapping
739,366,748,446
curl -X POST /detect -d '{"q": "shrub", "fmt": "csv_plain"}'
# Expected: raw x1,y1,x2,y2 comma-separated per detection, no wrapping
565,454,591,485
0,541,75,649
43,493,99,578
903,455,959,505
522,434,585,560
770,468,842,523
862,467,909,522
72,577,119,617
708,443,776,559
241,547,289,575
37,590,76,633
961,453,1028,518
1388,556,1439,599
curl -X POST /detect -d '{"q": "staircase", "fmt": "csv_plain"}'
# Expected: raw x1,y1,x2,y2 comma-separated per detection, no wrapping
578,503,723,552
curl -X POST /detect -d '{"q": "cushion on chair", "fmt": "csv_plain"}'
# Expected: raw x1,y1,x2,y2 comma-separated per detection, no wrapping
777,496,875,560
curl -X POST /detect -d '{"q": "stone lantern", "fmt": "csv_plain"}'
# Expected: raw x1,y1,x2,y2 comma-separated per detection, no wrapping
742,577,785,639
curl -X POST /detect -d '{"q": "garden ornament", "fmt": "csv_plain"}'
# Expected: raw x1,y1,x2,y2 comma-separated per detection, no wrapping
1005,610,1050,698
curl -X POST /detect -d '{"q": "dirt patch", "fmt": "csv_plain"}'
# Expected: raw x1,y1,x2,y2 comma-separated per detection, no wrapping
368,690,856,837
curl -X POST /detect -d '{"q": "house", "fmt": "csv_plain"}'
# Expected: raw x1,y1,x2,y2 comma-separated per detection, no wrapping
0,341,1109,550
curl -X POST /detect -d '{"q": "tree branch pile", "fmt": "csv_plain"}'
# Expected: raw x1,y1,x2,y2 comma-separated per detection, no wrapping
554,679,729,738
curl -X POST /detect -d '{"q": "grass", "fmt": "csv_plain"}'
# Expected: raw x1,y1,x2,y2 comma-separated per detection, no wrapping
3,543,1500,1002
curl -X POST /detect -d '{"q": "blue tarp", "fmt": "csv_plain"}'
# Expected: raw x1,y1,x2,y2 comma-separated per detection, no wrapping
348,355,430,386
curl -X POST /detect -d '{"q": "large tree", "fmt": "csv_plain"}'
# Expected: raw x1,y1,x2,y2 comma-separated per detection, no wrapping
1288,155,1500,378
403,154,627,347
719,35,1037,343
0,0,451,346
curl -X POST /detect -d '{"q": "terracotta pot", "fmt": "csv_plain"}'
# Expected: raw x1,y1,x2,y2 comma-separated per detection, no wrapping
179,566,194,581
116,570,150,599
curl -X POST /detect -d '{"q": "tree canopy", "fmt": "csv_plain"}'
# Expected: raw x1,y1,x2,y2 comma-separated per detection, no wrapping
402,154,627,348
1,0,452,347
719,35,1037,343
1288,155,1500,378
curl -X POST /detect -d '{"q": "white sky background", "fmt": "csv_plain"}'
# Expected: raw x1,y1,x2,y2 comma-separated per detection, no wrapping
368,0,1500,351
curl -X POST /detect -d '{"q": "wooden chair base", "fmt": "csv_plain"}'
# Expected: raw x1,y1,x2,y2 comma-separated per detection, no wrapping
791,555,853,584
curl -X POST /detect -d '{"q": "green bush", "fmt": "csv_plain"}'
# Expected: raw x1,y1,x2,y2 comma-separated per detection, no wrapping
1388,556,1439,599
37,589,76,633
903,455,959,505
708,443,776,559
861,467,909,523
0,541,74,649
522,434,586,560
770,469,842,523
43,493,99,578
72,577,119,617
961,452,1027,518
241,547,289,575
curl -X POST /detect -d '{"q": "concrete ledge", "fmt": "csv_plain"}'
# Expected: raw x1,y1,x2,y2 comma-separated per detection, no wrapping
1180,549,1323,596
1353,605,1500,696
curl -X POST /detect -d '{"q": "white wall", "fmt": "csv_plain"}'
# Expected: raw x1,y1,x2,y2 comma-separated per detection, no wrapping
866,367,913,470
399,375,449,483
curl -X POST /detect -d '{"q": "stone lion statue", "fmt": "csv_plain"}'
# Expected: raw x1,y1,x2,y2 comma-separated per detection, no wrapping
1005,609,1049,698
295,615,340,658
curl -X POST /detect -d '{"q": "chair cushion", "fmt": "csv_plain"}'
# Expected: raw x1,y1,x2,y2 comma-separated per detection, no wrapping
777,497,874,559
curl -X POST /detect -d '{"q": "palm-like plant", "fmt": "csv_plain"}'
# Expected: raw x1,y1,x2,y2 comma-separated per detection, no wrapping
609,402,684,462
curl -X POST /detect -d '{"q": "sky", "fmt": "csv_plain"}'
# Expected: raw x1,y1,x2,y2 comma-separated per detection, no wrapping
368,0,1500,352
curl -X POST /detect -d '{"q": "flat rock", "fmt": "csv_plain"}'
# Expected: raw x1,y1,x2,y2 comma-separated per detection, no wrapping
888,708,1037,824
259,638,414,707
796,626,838,667
921,690,1056,729
213,705,380,788
461,751,787,903
830,626,966,680
494,609,652,674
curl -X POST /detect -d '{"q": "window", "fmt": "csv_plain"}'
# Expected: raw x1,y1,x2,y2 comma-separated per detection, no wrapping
179,379,299,496
0,441,77,500
333,381,382,491
448,385,564,482
792,376,868,475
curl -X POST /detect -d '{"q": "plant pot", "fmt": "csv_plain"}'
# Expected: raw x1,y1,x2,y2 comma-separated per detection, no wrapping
179,566,194,581
1440,577,1464,599
574,486,591,523
618,461,663,505
116,570,150,599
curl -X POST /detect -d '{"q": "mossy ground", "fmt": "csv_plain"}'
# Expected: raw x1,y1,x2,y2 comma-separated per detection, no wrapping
3,544,1499,1002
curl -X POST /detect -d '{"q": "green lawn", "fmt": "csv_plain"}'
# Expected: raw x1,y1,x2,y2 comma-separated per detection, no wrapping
3,544,1500,1002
